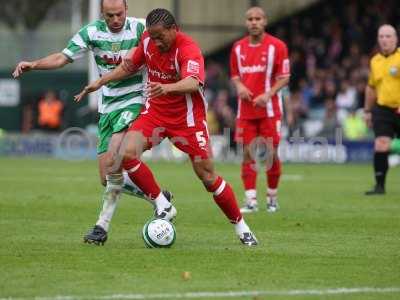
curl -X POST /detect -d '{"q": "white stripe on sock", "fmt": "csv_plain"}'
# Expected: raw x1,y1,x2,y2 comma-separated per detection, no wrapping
214,180,226,196
127,162,141,173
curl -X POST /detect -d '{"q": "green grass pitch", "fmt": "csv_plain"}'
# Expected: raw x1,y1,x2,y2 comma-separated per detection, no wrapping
0,158,399,299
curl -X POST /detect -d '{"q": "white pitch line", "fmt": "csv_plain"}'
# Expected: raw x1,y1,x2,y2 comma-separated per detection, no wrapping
281,174,304,181
1,287,400,300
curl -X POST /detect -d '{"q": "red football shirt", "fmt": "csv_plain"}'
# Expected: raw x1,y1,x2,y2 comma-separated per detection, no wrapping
230,33,290,120
128,31,207,127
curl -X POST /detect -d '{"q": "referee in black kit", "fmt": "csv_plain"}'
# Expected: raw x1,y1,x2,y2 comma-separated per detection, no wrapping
364,24,400,195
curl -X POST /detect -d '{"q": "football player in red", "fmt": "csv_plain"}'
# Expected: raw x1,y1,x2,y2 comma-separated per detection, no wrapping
75,8,258,246
230,7,290,213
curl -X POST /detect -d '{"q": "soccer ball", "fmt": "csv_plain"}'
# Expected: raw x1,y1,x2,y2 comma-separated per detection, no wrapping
142,218,176,248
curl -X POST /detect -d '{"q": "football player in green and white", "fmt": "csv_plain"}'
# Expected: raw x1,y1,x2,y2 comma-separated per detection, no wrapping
13,0,173,245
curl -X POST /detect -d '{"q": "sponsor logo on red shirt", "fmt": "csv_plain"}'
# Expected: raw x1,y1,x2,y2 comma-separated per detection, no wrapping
241,64,266,74
187,60,200,74
148,68,179,81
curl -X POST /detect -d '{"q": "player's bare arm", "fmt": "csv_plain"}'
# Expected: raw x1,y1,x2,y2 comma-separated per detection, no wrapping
364,85,377,128
74,62,134,102
147,77,199,98
126,47,137,58
12,53,70,78
253,76,290,107
232,77,253,100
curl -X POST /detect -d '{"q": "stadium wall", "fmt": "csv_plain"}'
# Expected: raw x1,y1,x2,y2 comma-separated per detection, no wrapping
0,132,374,163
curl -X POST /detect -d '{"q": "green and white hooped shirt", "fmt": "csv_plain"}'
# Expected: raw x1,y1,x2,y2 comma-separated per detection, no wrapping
63,17,146,114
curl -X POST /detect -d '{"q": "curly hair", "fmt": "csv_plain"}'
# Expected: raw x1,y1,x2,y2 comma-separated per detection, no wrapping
146,8,177,29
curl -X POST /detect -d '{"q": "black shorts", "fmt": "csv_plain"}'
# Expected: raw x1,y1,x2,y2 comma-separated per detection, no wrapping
372,104,400,138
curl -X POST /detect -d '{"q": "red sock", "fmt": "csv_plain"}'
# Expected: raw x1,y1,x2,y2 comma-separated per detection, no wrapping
267,158,281,189
207,176,242,224
123,159,161,199
241,160,257,190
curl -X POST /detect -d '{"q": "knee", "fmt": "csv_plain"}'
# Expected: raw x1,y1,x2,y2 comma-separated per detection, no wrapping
196,168,217,189
242,146,253,163
114,145,141,173
123,144,140,161
201,174,215,188
375,137,391,152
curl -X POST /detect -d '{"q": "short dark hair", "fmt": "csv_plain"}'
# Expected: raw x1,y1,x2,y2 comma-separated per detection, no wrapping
100,0,127,10
146,8,177,29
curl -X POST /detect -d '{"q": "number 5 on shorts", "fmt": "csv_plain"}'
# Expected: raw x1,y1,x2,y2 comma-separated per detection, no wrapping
196,131,206,148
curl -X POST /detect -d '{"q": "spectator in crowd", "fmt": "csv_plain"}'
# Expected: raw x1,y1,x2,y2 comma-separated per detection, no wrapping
287,89,308,137
343,109,369,140
336,79,358,122
37,91,64,131
213,89,236,133
317,98,340,140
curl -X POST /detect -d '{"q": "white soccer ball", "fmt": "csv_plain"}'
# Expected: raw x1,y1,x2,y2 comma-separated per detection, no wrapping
142,218,176,248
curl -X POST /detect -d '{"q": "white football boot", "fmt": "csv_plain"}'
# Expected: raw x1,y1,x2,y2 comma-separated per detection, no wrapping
240,198,259,213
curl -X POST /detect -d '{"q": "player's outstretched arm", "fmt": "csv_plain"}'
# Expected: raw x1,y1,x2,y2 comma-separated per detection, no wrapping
12,53,70,78
74,63,133,102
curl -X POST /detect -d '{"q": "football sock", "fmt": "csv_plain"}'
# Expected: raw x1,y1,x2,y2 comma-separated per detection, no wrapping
123,159,161,200
234,218,251,237
154,192,171,213
267,157,281,189
122,171,145,198
207,176,242,224
245,189,257,203
96,173,123,232
267,188,278,206
241,160,257,190
121,171,155,207
390,138,400,154
374,152,389,188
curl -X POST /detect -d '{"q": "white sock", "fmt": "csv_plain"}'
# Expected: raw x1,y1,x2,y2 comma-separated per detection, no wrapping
245,189,257,201
267,188,278,196
267,188,278,205
154,192,171,213
96,196,117,232
96,174,123,232
234,218,250,237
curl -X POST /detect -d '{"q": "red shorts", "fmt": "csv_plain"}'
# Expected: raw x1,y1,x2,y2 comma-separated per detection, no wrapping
129,111,212,161
235,117,281,147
